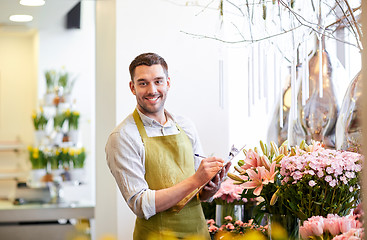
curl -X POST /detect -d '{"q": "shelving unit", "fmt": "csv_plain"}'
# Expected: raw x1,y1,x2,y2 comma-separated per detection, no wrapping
28,70,86,187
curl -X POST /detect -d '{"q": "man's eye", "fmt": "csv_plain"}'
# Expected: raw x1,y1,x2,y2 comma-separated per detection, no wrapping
139,82,147,86
156,80,163,84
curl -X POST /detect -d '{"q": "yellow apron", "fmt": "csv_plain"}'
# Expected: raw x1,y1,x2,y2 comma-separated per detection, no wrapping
132,110,210,240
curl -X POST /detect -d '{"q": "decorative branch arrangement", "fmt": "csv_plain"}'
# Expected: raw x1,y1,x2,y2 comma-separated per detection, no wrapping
179,0,362,51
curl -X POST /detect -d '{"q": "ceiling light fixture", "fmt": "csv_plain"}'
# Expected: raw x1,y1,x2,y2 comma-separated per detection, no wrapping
19,0,45,6
9,15,34,22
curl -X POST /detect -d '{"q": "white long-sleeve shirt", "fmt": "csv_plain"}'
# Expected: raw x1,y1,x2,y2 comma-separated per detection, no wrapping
105,108,204,220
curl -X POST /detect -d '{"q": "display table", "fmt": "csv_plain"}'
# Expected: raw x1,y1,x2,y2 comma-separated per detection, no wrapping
0,201,94,240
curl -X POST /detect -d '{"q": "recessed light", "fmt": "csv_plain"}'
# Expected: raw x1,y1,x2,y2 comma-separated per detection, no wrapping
9,15,34,22
20,0,45,7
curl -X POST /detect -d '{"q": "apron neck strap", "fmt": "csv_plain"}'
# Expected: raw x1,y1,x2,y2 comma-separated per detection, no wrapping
133,109,148,139
133,109,182,139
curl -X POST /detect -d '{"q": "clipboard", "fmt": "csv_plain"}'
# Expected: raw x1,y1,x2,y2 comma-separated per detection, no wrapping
171,145,246,212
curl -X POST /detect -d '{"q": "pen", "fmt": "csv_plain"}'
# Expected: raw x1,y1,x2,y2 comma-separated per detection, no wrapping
194,153,207,159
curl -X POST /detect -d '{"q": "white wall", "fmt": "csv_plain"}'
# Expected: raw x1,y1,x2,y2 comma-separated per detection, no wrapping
38,1,96,202
112,0,230,239
116,0,229,158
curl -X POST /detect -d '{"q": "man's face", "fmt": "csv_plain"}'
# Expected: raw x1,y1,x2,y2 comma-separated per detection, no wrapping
129,64,170,120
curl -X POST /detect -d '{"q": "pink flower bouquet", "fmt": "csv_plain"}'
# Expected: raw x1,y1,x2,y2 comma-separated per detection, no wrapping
207,216,268,238
228,140,291,219
300,214,364,240
213,177,247,204
213,177,256,226
279,141,363,220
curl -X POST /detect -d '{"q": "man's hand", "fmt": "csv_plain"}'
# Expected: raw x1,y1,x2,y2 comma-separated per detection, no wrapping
155,156,224,213
193,157,225,186
199,161,232,201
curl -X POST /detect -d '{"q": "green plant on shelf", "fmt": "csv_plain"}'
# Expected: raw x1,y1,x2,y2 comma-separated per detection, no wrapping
54,113,66,131
56,147,71,168
28,146,47,170
32,108,48,130
73,147,86,169
45,70,57,94
65,109,80,130
57,69,76,95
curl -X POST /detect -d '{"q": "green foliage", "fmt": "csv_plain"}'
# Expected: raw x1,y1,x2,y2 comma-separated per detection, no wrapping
44,68,77,95
32,109,48,130
278,173,361,221
64,109,80,130
54,147,86,169
201,201,216,220
54,113,66,130
45,70,56,93
72,147,86,168
58,70,76,94
28,147,47,169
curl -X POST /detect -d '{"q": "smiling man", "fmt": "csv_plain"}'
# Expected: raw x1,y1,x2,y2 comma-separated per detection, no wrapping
105,53,230,240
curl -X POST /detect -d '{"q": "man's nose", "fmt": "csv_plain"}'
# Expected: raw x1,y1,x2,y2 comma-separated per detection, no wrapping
147,83,157,94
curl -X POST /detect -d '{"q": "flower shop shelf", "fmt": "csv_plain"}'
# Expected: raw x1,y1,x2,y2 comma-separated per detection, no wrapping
0,200,95,240
0,143,26,152
0,171,29,180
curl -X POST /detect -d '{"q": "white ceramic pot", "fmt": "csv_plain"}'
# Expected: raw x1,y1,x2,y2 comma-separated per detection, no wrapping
28,169,47,187
69,129,79,145
44,92,55,106
53,131,63,146
34,130,46,146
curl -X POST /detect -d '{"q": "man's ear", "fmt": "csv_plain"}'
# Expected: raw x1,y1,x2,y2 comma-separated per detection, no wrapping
129,81,136,95
167,77,171,90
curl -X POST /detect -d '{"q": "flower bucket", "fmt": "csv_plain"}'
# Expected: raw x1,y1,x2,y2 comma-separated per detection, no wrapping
215,203,244,226
44,92,55,106
53,131,63,145
267,214,300,240
34,130,46,146
28,169,47,187
69,129,79,145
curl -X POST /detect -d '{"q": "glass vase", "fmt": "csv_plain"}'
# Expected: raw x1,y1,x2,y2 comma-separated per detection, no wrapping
288,36,339,148
335,71,362,153
267,214,300,240
215,203,244,226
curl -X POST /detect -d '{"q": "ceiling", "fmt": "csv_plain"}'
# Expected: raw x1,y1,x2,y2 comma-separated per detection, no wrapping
0,0,80,31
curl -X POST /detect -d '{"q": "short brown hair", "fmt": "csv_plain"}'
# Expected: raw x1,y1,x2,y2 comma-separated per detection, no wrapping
129,53,168,81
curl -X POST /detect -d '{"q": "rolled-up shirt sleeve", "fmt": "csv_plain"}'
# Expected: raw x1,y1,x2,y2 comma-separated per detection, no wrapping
106,129,156,220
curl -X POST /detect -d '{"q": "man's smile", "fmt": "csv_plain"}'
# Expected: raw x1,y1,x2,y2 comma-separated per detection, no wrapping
145,95,161,103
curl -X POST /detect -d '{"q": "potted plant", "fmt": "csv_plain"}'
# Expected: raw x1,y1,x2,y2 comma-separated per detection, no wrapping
27,146,47,186
53,113,66,145
44,70,56,105
66,109,80,144
70,147,86,183
32,108,48,146
63,109,80,144
57,69,76,103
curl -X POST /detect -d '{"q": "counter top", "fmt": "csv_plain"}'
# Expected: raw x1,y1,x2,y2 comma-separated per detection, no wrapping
0,200,94,223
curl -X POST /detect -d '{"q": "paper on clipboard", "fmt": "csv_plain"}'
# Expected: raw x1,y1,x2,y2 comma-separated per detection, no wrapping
172,145,246,213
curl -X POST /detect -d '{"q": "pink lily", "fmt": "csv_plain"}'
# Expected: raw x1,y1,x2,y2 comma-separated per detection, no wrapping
263,161,278,184
260,155,271,170
242,166,267,196
241,149,261,170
